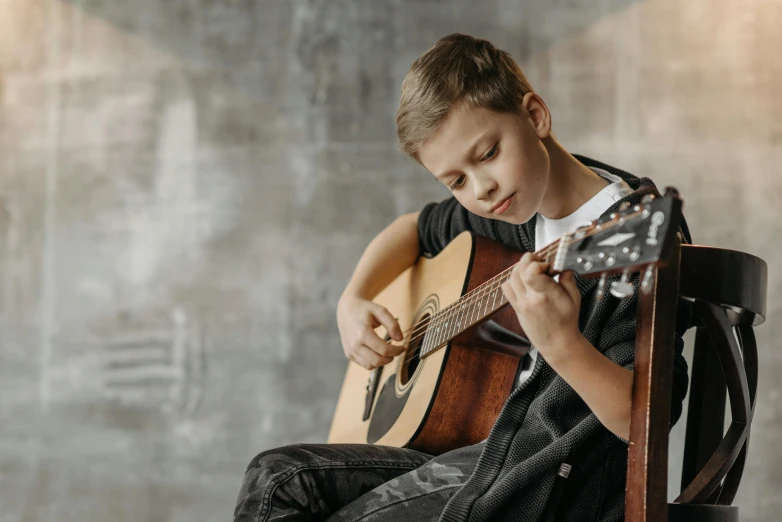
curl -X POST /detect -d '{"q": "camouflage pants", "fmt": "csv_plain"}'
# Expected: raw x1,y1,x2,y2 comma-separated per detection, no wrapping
233,442,480,521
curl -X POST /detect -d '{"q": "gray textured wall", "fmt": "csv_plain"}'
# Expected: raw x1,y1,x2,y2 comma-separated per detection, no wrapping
0,0,779,520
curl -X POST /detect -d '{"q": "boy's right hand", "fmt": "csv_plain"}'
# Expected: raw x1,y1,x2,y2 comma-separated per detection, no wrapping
336,294,405,370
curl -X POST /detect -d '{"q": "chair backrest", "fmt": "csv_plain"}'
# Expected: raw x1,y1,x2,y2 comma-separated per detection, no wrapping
624,242,767,522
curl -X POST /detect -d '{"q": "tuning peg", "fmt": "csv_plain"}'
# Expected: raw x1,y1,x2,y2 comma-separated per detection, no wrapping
609,270,635,299
622,245,641,261
638,195,654,218
663,186,680,198
596,273,608,301
641,265,655,294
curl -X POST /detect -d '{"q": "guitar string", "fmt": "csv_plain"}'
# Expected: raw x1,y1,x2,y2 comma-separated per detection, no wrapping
395,205,643,347
392,236,562,353
390,236,561,348
396,257,527,367
391,207,645,368
396,226,567,343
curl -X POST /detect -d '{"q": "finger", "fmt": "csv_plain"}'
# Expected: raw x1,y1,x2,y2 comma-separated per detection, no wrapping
349,349,369,369
560,271,581,304
501,279,517,304
371,304,404,341
355,345,393,370
507,265,527,298
521,258,550,279
521,261,558,294
523,272,559,295
517,252,535,270
511,257,547,282
362,328,405,357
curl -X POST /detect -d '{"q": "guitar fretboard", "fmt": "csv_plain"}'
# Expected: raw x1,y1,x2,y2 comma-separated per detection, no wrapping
418,240,564,359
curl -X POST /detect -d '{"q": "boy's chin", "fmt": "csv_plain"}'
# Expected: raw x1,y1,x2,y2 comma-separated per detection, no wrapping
492,211,533,226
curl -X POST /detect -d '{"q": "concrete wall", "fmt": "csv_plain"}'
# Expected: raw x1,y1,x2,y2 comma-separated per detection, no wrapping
0,0,779,520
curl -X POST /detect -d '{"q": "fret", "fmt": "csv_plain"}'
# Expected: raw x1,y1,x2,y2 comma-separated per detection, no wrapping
447,306,457,340
444,308,454,342
437,310,448,346
455,300,465,334
440,309,450,346
472,291,481,322
426,314,439,353
463,298,471,329
439,310,450,347
432,314,441,352
463,296,472,329
434,312,443,350
436,310,447,348
465,295,476,330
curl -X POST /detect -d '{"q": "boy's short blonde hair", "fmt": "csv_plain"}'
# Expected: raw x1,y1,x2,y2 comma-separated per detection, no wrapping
396,33,535,161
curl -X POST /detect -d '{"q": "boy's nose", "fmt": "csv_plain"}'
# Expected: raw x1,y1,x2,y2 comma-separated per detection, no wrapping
473,175,498,201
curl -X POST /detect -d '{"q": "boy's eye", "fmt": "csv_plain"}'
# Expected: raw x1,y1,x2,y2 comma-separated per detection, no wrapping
449,175,465,190
482,144,498,161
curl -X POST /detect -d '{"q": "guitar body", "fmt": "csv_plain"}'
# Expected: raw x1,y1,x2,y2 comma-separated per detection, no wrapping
329,191,684,455
328,231,527,456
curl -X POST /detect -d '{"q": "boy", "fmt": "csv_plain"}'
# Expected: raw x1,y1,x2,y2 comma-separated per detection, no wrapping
234,33,691,522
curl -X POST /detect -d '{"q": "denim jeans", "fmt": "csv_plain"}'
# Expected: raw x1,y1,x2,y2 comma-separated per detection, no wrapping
233,442,481,522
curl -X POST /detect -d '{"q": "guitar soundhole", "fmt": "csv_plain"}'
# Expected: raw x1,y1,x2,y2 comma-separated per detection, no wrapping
399,312,429,385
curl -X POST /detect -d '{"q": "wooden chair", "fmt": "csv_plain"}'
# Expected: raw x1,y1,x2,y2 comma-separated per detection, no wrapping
625,240,767,522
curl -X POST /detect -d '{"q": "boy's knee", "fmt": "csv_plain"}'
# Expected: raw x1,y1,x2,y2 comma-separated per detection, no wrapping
245,443,310,473
236,444,313,521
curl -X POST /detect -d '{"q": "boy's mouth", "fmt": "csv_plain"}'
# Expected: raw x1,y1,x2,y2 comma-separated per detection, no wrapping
491,193,514,215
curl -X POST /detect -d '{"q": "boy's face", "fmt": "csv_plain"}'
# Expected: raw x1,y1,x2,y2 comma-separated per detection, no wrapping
417,94,552,226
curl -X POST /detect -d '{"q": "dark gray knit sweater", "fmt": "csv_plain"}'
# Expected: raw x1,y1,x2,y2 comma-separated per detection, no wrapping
416,155,692,522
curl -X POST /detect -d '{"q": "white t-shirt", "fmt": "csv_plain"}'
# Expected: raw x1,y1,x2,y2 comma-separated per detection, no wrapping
516,167,633,387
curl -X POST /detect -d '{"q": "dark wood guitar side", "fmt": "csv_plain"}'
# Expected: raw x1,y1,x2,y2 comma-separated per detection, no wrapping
409,234,525,455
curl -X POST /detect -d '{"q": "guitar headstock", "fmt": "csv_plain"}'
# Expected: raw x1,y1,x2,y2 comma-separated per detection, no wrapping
554,188,683,297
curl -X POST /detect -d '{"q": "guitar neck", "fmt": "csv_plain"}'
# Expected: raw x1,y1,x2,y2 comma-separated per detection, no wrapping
417,191,682,360
418,240,562,359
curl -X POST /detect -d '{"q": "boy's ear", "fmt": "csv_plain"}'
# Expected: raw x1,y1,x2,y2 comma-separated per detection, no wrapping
521,92,552,139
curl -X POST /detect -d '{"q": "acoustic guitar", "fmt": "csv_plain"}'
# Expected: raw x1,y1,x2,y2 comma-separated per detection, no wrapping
328,190,682,456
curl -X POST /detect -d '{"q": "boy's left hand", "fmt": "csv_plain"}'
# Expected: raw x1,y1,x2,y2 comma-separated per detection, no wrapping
501,252,583,358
